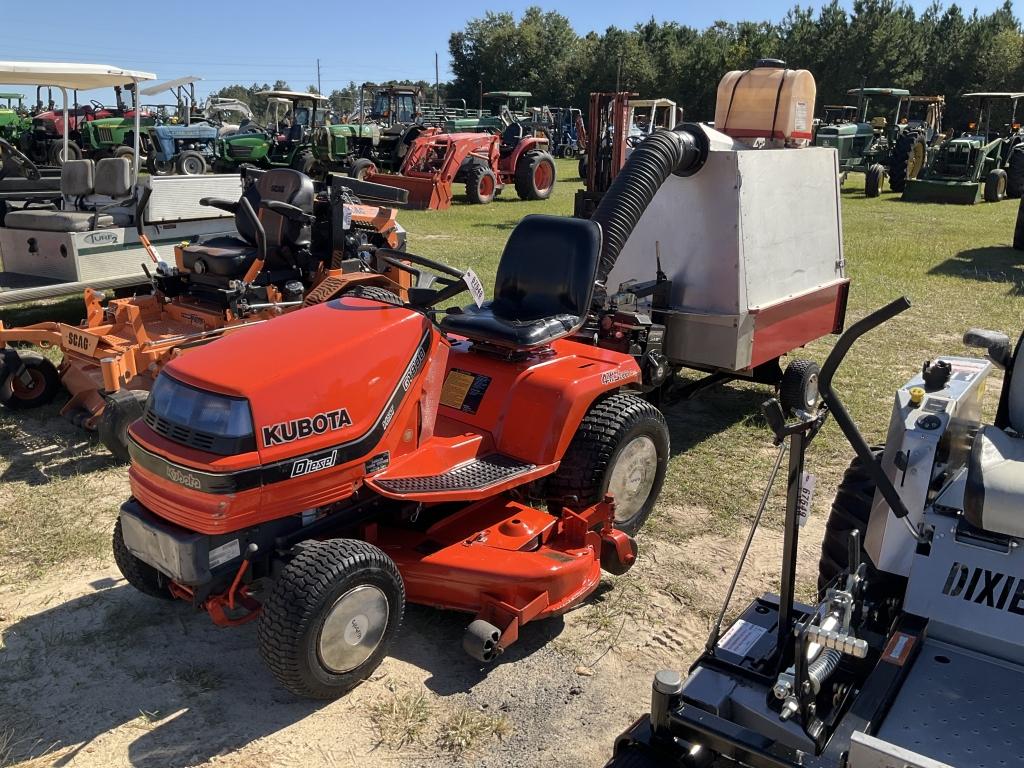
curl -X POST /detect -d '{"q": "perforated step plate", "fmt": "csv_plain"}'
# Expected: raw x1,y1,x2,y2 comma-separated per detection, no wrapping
374,454,536,494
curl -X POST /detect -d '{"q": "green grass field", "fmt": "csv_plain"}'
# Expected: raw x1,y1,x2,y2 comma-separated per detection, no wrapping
1,158,1023,570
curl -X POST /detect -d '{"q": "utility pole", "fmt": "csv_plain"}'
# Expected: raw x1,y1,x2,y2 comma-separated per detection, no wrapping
317,58,321,94
435,52,440,107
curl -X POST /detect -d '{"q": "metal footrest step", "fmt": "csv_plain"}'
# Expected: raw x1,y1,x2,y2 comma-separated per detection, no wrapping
374,454,536,494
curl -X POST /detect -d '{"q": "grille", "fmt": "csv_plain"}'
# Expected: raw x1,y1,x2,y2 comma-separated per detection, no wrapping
374,455,535,494
96,127,115,144
143,409,218,452
228,145,254,158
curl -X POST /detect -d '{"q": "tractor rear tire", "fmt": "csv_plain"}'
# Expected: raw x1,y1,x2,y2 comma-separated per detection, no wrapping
466,164,497,204
48,139,81,165
257,538,404,699
888,132,926,193
864,164,884,198
817,448,905,604
291,150,317,176
546,391,669,536
514,151,557,200
345,285,402,306
1007,146,1024,199
112,517,174,600
349,158,377,181
0,351,60,410
99,389,149,462
985,168,1008,202
175,150,207,176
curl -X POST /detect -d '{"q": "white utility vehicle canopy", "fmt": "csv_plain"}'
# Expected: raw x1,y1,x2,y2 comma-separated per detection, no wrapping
140,75,201,97
0,61,155,89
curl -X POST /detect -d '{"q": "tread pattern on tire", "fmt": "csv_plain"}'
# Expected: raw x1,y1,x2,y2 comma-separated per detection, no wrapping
888,132,923,193
466,164,496,204
347,285,402,305
546,391,668,535
257,539,404,699
779,359,819,414
514,151,556,200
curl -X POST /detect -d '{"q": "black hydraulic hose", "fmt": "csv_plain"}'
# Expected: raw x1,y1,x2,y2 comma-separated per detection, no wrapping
819,297,913,519
590,124,709,288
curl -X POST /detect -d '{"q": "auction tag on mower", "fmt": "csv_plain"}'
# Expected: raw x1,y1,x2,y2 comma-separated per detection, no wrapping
59,323,99,356
463,268,486,308
342,205,352,230
208,539,241,569
797,472,816,528
718,618,767,657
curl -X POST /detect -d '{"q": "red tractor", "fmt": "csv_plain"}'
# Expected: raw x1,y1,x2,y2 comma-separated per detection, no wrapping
366,122,556,210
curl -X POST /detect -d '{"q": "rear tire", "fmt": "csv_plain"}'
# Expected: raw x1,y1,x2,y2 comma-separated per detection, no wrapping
546,392,669,536
466,164,497,204
349,158,377,180
887,132,925,193
112,518,174,600
577,154,587,181
98,389,149,462
515,151,556,200
257,539,404,699
1007,146,1024,199
48,139,81,165
0,351,60,410
864,163,884,198
984,168,1007,202
291,150,316,176
175,150,207,176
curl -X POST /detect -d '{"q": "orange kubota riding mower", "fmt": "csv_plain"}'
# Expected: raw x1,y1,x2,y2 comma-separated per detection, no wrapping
0,169,411,460
365,122,556,210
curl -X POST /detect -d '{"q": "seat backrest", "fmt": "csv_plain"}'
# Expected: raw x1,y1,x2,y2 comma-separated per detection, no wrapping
998,330,1024,432
60,159,94,198
94,157,132,198
501,122,524,149
237,168,314,258
490,214,601,323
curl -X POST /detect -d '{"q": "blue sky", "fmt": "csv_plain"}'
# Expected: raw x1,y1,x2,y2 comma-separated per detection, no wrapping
0,1,1014,100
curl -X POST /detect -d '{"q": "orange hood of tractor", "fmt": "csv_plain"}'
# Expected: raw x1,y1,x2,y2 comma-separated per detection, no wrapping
161,296,432,465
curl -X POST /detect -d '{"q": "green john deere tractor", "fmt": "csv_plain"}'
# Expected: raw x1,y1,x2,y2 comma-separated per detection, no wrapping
0,93,30,143
444,90,532,133
813,87,944,197
903,92,1024,204
214,90,329,174
310,84,431,180
78,85,157,163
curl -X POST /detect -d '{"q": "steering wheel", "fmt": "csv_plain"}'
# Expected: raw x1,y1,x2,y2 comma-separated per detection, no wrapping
0,137,41,181
375,248,469,308
90,99,105,111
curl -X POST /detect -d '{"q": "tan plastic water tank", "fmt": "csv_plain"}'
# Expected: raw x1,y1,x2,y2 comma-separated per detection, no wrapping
714,60,816,143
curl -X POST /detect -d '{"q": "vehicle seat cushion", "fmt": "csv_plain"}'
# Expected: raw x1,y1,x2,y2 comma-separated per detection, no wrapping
60,159,94,197
182,236,257,277
236,168,314,253
2,209,114,232
964,426,1024,537
94,158,132,197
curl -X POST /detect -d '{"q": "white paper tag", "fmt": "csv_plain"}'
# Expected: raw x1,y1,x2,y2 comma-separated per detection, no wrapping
718,618,767,657
798,472,816,527
209,539,241,569
463,268,486,308
794,100,808,131
342,205,352,230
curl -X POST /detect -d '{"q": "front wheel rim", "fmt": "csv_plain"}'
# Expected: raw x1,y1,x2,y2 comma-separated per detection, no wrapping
534,161,553,191
607,435,659,522
317,584,389,673
183,157,203,174
480,174,494,197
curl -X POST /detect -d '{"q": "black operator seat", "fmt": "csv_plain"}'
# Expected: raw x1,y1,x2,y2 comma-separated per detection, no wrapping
183,168,314,279
440,214,601,350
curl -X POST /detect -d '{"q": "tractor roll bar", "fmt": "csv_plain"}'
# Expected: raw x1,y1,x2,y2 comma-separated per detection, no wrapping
819,297,913,520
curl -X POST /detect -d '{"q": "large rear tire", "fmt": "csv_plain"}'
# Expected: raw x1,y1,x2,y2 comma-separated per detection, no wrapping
887,132,926,193
514,151,556,200
1007,146,1024,199
546,392,669,536
257,539,404,699
112,518,174,600
48,139,81,165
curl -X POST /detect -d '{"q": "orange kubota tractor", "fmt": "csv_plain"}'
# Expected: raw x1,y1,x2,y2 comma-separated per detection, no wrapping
365,121,557,209
0,170,412,459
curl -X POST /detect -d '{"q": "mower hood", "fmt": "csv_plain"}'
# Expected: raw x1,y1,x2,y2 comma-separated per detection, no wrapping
155,297,432,465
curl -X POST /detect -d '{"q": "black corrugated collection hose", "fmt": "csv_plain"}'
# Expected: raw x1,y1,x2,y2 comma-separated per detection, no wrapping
590,125,709,289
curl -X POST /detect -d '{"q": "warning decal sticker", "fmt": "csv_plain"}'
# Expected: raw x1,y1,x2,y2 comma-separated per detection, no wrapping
440,369,492,414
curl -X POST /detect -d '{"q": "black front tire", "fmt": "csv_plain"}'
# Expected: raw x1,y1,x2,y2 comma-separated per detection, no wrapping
98,389,149,462
291,150,317,176
546,392,669,536
864,163,884,198
984,168,1007,202
112,518,174,600
349,158,376,180
887,132,925,193
257,539,405,699
0,351,60,410
1007,146,1024,199
176,150,207,176
466,164,497,204
146,155,174,176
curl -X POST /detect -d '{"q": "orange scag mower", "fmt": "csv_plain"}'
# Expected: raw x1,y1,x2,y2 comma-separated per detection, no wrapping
115,213,664,699
0,170,411,459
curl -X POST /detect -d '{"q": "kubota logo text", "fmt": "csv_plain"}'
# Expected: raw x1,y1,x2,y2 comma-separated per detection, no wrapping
166,465,201,489
262,408,353,447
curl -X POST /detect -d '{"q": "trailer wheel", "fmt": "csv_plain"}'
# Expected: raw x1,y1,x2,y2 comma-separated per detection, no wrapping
48,139,81,165
1007,146,1024,199
0,351,60,410
349,158,377,181
547,392,669,536
466,164,497,204
112,517,174,600
257,538,404,699
887,132,925,193
984,168,1007,202
176,150,207,176
515,151,556,200
779,359,820,415
864,164,884,198
818,448,906,604
98,389,149,462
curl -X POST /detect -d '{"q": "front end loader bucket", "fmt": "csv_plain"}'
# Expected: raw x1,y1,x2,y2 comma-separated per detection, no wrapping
902,178,982,204
364,172,453,211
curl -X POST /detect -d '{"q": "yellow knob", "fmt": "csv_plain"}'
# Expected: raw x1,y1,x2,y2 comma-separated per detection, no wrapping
909,387,925,406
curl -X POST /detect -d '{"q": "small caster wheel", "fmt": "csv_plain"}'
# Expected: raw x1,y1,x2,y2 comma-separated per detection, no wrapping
600,533,638,576
779,359,820,415
0,350,60,410
463,619,502,662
